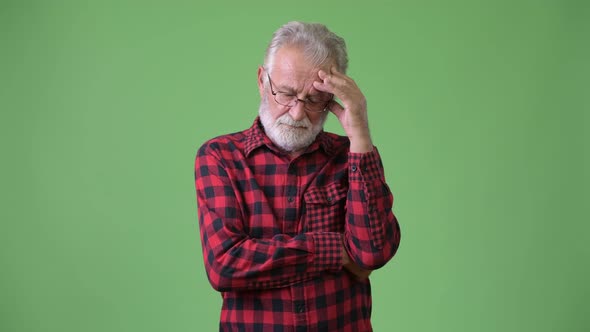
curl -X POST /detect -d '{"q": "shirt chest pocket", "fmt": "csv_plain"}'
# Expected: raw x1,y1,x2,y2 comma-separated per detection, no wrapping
302,182,348,233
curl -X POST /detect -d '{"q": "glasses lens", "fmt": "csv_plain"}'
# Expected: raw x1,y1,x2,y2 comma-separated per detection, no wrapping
273,91,332,112
275,93,295,107
305,94,332,112
305,103,327,112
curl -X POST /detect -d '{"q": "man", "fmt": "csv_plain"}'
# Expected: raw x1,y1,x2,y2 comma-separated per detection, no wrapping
194,21,401,331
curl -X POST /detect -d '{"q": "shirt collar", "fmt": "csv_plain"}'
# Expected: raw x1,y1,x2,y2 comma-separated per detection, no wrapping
244,117,338,157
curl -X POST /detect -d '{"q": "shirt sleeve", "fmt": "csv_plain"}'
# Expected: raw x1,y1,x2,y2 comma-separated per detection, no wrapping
344,148,401,270
194,143,343,292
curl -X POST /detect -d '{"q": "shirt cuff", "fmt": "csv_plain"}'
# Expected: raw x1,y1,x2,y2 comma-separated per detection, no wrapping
348,148,385,182
311,232,343,273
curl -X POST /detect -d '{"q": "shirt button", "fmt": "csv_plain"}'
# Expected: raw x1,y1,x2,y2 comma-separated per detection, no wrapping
287,197,294,203
351,165,357,172
294,300,305,313
327,196,333,202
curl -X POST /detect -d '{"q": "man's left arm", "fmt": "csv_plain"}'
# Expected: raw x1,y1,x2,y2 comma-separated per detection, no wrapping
314,66,402,271
345,149,401,270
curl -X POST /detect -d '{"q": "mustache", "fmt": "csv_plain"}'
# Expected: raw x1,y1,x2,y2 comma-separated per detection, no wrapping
275,113,311,128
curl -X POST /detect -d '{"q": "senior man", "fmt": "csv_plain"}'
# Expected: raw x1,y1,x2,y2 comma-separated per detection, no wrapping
194,21,401,331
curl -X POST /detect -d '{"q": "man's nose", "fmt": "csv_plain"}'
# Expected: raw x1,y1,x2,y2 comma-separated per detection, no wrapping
289,100,307,121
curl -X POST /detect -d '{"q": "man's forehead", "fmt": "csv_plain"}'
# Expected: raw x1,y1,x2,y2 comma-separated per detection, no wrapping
272,61,319,80
272,68,319,90
272,47,331,78
272,55,332,91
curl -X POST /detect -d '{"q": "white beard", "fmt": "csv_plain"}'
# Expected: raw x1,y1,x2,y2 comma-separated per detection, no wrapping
258,93,327,152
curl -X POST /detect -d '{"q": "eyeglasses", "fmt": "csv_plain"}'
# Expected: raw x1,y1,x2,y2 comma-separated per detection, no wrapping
266,73,333,113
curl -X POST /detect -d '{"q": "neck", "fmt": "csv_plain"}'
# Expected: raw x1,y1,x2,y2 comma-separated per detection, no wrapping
288,150,304,159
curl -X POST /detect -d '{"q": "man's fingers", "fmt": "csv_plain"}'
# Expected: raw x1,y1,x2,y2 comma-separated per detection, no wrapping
327,100,344,117
343,262,372,281
329,65,346,78
314,70,343,94
316,68,358,104
355,270,371,281
312,80,330,93
318,69,329,80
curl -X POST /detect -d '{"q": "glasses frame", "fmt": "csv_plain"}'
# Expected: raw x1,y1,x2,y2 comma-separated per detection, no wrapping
266,72,333,113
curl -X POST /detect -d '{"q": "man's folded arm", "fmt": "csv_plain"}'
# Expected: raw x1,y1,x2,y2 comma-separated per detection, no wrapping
343,148,402,270
195,144,343,292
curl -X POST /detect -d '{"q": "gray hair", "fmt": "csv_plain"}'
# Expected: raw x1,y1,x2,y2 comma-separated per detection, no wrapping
263,21,348,78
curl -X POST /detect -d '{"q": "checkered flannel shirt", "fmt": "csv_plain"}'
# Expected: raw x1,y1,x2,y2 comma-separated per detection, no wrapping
194,117,401,331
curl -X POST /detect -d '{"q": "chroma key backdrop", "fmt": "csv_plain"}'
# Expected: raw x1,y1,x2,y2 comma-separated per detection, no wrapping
1,1,588,331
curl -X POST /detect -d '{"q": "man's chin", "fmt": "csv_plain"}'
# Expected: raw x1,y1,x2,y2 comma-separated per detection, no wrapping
280,143,309,153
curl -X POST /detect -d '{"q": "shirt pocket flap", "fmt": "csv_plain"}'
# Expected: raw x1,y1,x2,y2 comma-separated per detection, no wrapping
304,182,348,205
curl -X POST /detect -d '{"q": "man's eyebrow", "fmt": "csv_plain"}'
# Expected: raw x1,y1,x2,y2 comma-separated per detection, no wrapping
275,83,324,97
274,83,297,93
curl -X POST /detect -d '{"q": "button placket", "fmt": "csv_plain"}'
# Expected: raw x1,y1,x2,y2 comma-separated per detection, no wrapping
283,163,301,233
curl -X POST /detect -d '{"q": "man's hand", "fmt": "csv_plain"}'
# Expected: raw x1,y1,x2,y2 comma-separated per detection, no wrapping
313,66,373,153
342,244,372,281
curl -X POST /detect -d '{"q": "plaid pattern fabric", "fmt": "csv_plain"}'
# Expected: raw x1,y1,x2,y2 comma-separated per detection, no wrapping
194,117,401,331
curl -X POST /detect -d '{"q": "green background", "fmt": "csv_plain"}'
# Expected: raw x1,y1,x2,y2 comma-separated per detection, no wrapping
1,0,588,331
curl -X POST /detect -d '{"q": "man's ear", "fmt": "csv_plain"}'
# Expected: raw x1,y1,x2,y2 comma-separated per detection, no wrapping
257,66,265,98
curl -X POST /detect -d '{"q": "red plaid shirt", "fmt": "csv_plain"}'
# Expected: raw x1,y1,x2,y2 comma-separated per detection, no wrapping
194,118,401,331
